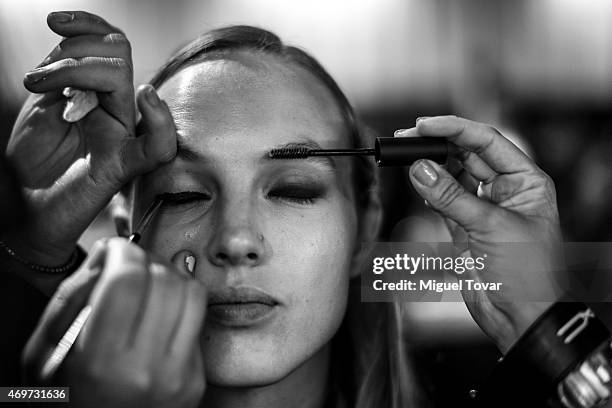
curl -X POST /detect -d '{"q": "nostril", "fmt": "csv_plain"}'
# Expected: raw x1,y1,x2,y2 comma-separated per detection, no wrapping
217,253,228,261
247,253,258,261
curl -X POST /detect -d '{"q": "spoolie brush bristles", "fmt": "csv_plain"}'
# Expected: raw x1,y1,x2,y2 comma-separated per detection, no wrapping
268,147,311,159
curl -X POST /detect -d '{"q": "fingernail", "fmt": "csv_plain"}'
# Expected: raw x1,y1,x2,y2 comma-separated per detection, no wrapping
37,55,52,69
394,129,410,137
146,87,160,106
25,67,48,83
416,116,430,124
49,12,74,23
412,160,438,187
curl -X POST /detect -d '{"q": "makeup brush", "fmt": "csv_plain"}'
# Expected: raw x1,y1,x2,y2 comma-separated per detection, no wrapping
128,197,164,244
269,137,455,167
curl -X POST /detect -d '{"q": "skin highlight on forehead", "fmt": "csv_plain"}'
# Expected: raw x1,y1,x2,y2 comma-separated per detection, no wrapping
137,50,359,207
157,51,348,145
149,50,356,194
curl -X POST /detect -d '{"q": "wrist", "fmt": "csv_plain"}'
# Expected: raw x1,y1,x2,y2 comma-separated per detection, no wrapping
497,301,556,354
473,302,610,407
0,229,76,267
0,239,86,296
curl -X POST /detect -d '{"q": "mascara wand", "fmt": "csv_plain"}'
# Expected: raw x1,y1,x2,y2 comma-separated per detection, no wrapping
269,137,454,166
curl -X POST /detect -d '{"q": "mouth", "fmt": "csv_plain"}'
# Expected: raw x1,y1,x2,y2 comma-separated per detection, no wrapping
207,287,280,327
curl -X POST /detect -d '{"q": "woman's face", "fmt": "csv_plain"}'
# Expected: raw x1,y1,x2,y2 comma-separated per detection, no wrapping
133,52,360,386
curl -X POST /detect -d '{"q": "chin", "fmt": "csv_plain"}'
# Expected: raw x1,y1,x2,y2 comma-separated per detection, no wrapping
204,350,295,387
199,323,296,387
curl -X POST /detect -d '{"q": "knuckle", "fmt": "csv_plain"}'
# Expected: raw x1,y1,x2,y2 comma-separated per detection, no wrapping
108,57,133,76
434,179,465,210
542,172,556,191
79,11,106,26
529,170,554,190
56,38,70,52
59,57,81,70
105,33,132,52
154,147,177,165
535,171,558,204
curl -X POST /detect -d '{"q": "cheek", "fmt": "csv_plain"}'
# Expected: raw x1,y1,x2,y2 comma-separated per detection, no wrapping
270,203,356,335
136,198,358,384
138,215,203,259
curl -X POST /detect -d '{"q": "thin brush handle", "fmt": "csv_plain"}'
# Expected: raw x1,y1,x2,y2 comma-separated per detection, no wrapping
307,148,375,156
128,198,163,244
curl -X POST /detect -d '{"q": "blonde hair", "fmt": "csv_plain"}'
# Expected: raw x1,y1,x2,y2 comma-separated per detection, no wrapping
150,25,422,407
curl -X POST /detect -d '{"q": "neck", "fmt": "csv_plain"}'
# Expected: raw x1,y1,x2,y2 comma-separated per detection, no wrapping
201,343,331,408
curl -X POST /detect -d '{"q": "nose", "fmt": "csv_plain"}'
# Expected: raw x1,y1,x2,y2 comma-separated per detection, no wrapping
207,224,265,267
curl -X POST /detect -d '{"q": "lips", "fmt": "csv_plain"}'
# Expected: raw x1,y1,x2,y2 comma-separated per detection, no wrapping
207,287,279,327
208,287,279,306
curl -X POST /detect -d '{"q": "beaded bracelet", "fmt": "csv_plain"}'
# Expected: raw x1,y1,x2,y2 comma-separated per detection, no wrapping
0,240,84,274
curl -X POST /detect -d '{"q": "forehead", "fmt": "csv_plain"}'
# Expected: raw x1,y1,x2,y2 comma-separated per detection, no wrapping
156,52,349,152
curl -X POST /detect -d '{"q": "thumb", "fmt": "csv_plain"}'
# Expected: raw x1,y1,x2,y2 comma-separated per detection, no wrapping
409,159,497,230
124,84,177,175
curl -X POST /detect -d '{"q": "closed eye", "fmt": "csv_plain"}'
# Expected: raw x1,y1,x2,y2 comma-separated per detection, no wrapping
159,191,211,207
266,185,323,205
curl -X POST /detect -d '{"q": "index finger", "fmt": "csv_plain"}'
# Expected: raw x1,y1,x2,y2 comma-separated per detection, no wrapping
47,11,124,37
415,115,535,174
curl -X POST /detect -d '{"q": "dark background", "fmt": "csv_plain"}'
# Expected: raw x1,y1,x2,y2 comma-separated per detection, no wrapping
2,0,612,406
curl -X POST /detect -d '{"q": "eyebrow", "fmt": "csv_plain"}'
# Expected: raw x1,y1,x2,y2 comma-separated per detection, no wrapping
176,138,338,170
261,141,338,170
176,138,204,162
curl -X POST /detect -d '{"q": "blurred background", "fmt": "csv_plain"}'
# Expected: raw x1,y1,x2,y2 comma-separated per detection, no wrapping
1,0,612,405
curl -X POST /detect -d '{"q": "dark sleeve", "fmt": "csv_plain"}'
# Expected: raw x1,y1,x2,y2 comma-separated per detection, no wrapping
0,247,86,385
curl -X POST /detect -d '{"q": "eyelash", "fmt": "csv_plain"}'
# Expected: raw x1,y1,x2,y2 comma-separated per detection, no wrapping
160,191,210,206
159,185,323,208
266,185,322,205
